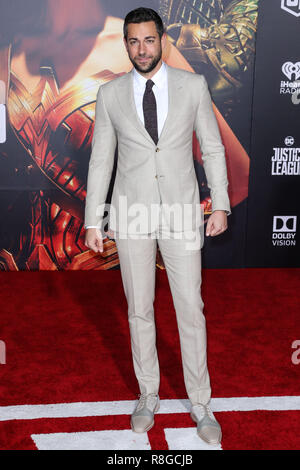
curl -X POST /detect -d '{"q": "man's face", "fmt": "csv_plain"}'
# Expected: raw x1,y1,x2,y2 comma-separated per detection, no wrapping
124,21,165,74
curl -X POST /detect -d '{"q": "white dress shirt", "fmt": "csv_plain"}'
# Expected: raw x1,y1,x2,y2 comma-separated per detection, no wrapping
133,60,168,139
86,61,169,229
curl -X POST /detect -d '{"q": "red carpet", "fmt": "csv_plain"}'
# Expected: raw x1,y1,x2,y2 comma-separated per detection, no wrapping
0,267,300,449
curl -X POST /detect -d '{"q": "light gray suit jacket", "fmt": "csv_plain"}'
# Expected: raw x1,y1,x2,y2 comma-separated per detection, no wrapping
84,63,231,234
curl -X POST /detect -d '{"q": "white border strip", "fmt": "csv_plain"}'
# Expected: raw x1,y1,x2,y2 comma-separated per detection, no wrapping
0,104,6,144
0,396,300,422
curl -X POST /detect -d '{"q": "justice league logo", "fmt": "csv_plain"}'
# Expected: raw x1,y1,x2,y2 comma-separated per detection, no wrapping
271,137,300,176
281,0,300,17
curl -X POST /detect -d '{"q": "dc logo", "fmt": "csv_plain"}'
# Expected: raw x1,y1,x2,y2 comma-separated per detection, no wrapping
273,216,297,232
284,136,295,146
281,0,300,17
282,62,300,80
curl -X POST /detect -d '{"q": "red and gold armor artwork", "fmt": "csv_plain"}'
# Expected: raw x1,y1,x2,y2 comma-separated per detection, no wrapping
159,0,258,115
0,50,212,272
0,0,258,271
1,64,124,270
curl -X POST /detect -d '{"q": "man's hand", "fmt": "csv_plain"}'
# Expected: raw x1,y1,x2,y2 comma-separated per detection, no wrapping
85,228,104,253
206,210,228,237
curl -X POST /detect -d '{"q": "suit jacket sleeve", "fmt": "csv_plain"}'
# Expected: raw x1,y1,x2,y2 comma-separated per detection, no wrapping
84,85,117,228
194,75,231,216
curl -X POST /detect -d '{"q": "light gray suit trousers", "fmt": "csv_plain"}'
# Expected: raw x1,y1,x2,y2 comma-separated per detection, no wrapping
115,221,210,406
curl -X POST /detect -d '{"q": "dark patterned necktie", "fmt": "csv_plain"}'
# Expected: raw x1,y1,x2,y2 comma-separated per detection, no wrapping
143,79,158,145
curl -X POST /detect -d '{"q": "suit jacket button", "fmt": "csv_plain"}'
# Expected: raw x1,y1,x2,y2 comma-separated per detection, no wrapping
155,147,160,152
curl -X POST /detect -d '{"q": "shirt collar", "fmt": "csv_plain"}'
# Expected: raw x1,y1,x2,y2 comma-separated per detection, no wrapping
133,61,167,91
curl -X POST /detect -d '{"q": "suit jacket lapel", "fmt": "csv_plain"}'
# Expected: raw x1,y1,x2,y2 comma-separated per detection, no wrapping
115,63,185,145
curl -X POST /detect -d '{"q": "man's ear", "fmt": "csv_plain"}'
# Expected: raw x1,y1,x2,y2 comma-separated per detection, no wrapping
123,37,128,51
161,32,167,50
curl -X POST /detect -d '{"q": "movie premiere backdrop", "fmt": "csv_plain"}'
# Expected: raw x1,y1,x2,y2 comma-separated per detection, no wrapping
0,0,296,271
247,0,300,268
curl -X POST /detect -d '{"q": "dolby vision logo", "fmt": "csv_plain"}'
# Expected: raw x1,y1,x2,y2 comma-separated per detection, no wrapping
272,216,297,247
273,215,297,232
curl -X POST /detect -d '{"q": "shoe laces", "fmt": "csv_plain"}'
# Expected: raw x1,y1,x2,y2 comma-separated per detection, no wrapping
136,393,158,411
193,403,216,422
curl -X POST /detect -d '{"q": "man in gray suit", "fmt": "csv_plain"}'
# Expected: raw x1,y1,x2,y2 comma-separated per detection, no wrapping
85,7,230,446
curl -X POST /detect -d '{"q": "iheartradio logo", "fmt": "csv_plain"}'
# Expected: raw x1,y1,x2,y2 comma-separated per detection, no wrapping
282,62,300,81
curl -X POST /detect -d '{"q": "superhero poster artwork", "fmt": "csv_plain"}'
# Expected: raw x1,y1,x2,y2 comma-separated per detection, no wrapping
0,0,258,271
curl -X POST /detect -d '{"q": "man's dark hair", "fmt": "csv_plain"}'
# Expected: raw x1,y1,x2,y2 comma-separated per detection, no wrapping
123,7,165,41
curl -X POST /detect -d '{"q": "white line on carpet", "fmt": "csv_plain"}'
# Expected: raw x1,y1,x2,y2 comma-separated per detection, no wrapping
0,396,300,422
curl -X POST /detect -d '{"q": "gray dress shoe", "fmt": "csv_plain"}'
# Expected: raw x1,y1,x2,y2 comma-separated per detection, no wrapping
131,393,160,433
190,403,222,445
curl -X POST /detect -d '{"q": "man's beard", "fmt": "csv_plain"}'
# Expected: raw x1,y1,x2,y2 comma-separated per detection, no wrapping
129,48,162,74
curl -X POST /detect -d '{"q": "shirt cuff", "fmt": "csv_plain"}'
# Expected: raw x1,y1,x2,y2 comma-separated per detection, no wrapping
212,209,231,216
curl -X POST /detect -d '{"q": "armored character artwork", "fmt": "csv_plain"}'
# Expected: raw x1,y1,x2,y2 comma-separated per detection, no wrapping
0,0,258,271
159,0,258,113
